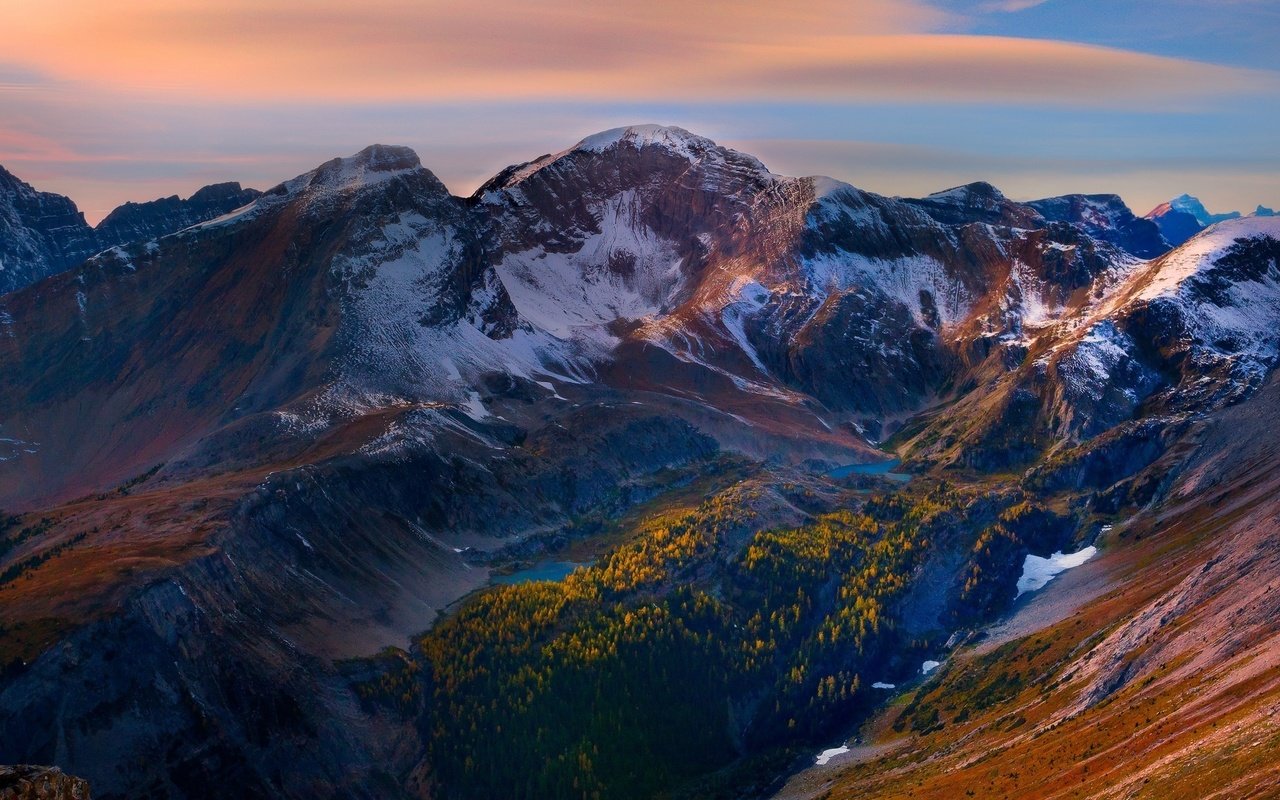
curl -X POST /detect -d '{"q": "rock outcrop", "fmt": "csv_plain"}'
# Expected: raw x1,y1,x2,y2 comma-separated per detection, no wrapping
0,766,90,800
1028,193,1169,258
0,166,98,294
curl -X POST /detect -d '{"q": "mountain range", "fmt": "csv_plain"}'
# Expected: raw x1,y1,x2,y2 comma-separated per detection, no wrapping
0,165,260,295
1143,191,1277,247
1,125,1278,799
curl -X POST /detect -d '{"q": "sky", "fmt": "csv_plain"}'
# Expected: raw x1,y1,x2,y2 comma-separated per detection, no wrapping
1,0,1277,223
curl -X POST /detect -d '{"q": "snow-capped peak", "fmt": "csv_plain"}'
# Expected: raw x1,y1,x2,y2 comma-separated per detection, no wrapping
923,181,1007,204
571,124,717,157
289,144,425,195
190,146,434,231
486,124,775,193
1168,194,1241,227
810,176,863,202
1136,215,1280,302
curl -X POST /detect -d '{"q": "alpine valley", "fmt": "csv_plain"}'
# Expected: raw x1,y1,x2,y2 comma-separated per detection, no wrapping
1,126,1279,799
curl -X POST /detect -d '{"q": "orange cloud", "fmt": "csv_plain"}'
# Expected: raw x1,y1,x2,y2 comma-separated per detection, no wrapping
2,0,1269,106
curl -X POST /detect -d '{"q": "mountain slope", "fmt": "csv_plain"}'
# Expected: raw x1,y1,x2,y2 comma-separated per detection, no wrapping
1145,200,1204,247
0,127,1277,800
0,166,261,296
1028,193,1169,258
777,370,1280,800
896,215,1280,477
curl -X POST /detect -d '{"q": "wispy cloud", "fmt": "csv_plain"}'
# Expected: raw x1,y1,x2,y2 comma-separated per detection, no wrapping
0,63,61,93
0,1,1275,221
976,0,1049,12
0,0,1269,108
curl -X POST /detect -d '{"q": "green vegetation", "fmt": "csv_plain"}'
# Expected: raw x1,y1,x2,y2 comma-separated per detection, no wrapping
0,531,87,586
114,462,165,495
951,501,1074,625
350,478,1047,800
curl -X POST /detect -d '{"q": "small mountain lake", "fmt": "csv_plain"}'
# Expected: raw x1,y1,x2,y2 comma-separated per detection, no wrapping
828,458,911,482
491,561,589,585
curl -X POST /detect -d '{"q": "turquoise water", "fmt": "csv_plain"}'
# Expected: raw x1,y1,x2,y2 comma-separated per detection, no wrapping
828,458,911,482
492,561,587,585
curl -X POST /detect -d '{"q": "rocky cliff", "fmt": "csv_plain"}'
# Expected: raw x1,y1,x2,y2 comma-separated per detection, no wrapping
0,167,260,295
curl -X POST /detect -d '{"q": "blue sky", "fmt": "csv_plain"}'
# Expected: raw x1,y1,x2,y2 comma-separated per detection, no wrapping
1,0,1276,222
945,0,1280,70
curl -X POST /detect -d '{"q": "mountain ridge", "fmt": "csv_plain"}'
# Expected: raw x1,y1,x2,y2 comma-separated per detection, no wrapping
0,163,262,294
1144,191,1277,247
1,125,1278,800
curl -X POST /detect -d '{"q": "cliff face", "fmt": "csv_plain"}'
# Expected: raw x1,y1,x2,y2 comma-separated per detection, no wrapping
0,166,261,296
0,766,90,800
0,166,98,295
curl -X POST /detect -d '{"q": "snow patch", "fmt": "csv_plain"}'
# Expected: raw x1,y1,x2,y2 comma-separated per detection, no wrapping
804,252,967,329
460,391,489,421
0,436,39,462
718,276,772,374
535,380,567,400
815,746,850,766
494,190,686,342
1016,545,1098,597
191,200,261,231
574,124,715,156
1073,322,1131,381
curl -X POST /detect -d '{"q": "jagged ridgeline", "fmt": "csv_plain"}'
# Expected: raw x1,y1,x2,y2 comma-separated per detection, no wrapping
0,164,259,295
0,126,1278,799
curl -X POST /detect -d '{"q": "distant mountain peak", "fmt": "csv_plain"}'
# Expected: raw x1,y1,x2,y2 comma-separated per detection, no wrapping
473,123,774,205
571,124,717,157
352,143,422,170
1168,193,1241,227
94,182,262,242
299,144,426,194
926,181,1006,201
1028,192,1168,258
904,180,1043,228
1144,193,1274,248
187,181,255,204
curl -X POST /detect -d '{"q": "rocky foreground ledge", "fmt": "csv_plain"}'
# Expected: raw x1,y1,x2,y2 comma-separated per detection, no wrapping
0,767,90,800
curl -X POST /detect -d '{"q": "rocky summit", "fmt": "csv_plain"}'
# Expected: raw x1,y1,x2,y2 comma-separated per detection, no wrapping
1,126,1278,800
